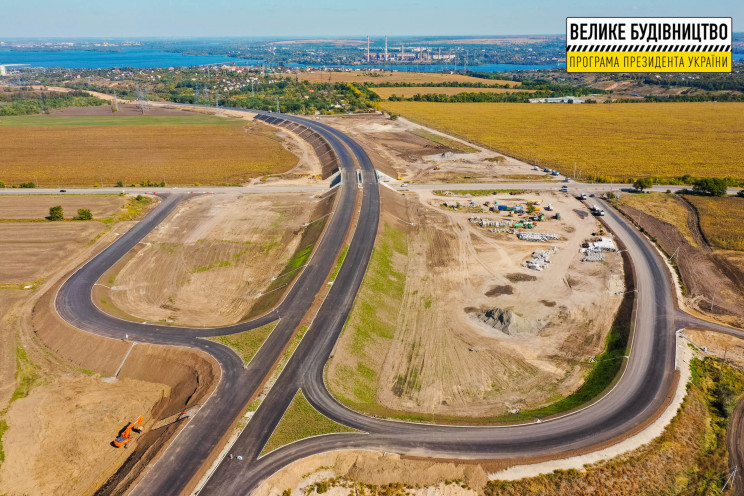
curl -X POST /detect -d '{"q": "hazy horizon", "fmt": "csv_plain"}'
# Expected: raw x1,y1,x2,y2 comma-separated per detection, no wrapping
2,0,741,39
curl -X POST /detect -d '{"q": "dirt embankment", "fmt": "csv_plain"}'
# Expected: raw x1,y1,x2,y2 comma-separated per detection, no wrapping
31,277,219,495
614,200,744,327
255,451,485,496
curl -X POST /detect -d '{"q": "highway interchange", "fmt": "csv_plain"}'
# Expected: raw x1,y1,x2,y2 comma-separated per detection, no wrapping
46,109,744,495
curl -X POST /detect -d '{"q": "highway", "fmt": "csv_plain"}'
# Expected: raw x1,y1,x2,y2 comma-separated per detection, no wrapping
46,108,744,495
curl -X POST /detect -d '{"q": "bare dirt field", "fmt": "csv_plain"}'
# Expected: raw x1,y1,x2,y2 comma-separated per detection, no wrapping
0,376,167,496
0,194,125,220
103,192,316,326
321,113,546,183
0,222,107,284
296,71,516,85
327,187,624,420
613,193,744,328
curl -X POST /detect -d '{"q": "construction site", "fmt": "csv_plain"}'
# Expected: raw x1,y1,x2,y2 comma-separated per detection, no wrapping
327,184,625,420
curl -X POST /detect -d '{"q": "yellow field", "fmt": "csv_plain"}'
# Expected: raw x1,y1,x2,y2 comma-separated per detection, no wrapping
296,71,517,86
0,118,297,186
372,86,532,99
686,195,744,251
383,102,744,180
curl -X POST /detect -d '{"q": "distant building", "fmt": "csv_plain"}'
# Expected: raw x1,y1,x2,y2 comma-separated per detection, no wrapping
529,96,584,104
0,65,6,76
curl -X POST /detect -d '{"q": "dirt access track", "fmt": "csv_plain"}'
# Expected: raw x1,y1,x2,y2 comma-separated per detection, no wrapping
613,195,744,329
97,192,318,327
319,113,550,184
328,185,624,419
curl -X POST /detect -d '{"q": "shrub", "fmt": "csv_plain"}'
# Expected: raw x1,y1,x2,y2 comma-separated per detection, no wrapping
692,177,727,197
633,178,653,192
74,208,93,220
48,205,64,221
19,181,36,188
0,180,5,188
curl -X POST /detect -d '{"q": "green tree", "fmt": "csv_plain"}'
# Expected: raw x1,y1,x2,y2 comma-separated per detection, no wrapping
633,178,653,192
0,180,5,188
48,205,64,221
74,208,93,220
19,181,36,188
692,177,727,197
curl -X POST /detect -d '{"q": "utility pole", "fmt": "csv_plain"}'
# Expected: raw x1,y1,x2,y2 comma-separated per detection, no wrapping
276,97,280,113
573,162,577,180
722,466,737,492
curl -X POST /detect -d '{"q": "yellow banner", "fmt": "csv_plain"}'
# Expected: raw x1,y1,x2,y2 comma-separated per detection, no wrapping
566,51,731,72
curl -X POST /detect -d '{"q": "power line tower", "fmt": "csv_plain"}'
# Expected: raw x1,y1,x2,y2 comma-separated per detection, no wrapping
135,85,150,114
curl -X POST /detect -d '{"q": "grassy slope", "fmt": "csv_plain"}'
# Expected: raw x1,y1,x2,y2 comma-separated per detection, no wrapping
206,321,279,365
486,358,743,496
326,223,407,414
383,102,744,180
260,390,358,456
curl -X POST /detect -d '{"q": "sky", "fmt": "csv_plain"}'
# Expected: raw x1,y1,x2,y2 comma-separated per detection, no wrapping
1,0,741,38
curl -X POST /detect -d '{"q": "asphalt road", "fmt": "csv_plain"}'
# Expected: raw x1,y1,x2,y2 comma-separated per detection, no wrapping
46,105,744,495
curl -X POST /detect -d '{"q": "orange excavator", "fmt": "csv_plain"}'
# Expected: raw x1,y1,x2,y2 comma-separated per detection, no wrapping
113,414,143,448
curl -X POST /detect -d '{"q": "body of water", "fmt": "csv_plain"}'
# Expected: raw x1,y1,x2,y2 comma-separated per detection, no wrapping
0,47,237,68
0,46,563,72
1,46,739,71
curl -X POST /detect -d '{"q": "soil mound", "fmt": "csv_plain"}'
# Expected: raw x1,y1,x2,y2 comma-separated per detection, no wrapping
475,308,534,336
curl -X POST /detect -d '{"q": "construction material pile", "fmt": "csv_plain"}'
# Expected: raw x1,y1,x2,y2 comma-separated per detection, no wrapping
469,217,513,228
525,247,556,271
517,232,560,242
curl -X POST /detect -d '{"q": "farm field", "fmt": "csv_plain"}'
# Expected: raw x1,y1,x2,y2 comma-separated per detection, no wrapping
686,195,744,251
372,86,532,99
296,71,517,85
0,115,298,187
382,102,744,180
0,195,125,220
